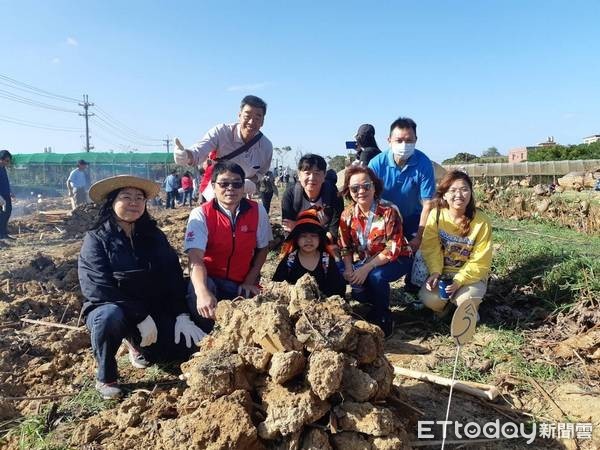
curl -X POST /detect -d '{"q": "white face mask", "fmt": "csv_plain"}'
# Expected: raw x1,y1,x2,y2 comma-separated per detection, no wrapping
391,142,415,159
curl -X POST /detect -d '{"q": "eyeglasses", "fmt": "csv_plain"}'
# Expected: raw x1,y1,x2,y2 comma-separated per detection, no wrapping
349,182,373,194
214,181,244,189
447,187,471,195
116,194,146,203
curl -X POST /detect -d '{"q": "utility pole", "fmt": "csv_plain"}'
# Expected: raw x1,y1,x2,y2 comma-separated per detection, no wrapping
79,94,94,152
163,136,171,153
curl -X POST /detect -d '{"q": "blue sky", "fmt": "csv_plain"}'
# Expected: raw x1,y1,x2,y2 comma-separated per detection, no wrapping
1,0,599,164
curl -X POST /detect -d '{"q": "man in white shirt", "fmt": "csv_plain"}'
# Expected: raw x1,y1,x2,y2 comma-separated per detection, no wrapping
66,159,91,210
174,95,273,194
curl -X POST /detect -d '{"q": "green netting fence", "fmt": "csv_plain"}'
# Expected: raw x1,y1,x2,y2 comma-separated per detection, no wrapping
9,152,177,190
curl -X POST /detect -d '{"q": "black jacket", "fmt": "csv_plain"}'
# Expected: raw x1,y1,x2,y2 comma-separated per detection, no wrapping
281,180,344,239
358,146,381,166
78,219,188,323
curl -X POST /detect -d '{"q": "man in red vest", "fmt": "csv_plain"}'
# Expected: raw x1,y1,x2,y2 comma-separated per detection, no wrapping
184,161,272,329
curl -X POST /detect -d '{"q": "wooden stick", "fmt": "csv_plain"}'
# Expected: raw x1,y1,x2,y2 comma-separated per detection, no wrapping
393,366,500,401
20,318,84,331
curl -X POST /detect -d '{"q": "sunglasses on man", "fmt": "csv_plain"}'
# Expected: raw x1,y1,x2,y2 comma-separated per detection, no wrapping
214,181,244,189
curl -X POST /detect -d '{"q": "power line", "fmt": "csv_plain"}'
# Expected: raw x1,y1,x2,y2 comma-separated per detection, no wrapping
0,89,80,113
90,116,163,147
0,73,80,103
94,105,163,142
0,113,81,132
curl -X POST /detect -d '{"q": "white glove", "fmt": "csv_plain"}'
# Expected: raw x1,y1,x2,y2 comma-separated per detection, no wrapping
174,313,206,348
0,195,5,208
174,137,191,166
137,315,158,347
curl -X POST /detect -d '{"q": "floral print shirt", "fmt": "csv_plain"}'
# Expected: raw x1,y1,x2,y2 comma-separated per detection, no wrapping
338,199,411,262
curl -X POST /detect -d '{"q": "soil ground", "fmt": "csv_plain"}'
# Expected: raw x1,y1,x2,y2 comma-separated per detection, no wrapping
0,192,598,449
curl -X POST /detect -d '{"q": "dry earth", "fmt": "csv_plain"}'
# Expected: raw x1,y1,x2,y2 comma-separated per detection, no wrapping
0,195,598,449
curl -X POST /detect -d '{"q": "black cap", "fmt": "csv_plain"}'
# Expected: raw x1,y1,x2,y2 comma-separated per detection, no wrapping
355,124,375,139
77,159,88,165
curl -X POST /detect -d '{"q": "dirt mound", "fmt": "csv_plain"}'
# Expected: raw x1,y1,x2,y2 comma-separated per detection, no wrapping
62,204,100,237
62,274,412,449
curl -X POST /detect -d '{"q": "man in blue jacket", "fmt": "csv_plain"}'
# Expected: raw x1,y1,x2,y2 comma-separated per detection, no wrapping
0,150,15,240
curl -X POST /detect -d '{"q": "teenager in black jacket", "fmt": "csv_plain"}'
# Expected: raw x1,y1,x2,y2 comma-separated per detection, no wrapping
281,153,343,240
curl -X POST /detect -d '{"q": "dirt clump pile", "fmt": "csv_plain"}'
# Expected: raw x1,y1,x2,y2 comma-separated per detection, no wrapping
62,203,100,237
173,274,412,449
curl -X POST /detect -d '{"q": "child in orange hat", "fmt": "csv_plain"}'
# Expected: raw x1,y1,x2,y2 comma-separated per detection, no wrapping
273,209,346,297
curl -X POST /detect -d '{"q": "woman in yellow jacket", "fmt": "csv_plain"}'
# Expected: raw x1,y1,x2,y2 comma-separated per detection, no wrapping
419,170,492,317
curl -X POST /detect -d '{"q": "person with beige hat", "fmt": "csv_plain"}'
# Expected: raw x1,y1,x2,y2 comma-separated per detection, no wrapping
78,175,206,399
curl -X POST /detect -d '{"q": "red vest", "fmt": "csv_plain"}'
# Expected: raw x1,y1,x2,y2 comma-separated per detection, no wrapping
202,199,259,283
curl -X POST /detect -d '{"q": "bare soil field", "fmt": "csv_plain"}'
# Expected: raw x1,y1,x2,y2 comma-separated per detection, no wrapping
0,193,598,449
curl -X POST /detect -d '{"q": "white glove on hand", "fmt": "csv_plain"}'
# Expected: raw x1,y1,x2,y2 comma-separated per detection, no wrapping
174,137,191,166
0,195,5,208
174,313,206,348
137,315,158,347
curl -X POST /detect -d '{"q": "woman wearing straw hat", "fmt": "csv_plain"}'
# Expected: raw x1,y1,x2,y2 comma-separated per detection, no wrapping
78,175,206,399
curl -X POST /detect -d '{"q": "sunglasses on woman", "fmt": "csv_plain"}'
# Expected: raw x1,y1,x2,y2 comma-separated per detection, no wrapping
349,182,373,194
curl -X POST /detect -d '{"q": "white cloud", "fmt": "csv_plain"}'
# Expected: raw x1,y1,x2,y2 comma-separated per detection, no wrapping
66,37,78,46
226,82,268,92
51,57,60,64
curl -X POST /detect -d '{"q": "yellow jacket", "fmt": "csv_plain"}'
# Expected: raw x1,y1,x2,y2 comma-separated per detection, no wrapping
421,208,492,286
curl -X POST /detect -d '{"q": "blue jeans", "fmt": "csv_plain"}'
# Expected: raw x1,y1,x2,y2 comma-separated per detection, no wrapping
166,191,176,209
186,277,249,333
182,189,193,206
85,304,195,383
353,257,412,324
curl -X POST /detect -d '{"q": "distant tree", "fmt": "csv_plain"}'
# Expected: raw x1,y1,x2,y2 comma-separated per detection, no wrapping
273,146,293,167
482,147,501,157
327,155,347,172
528,142,600,161
442,152,478,165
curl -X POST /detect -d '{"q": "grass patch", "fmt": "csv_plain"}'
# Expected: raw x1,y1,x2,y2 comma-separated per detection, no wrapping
432,325,575,384
488,213,600,313
3,380,116,450
7,408,71,450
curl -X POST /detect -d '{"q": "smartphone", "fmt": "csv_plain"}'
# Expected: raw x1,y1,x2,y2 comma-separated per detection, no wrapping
345,141,357,150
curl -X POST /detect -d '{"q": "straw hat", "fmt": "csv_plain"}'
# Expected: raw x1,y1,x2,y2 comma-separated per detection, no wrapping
89,175,160,203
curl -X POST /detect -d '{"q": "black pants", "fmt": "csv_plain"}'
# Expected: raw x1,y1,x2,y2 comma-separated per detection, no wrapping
0,195,12,238
85,304,195,383
260,191,274,213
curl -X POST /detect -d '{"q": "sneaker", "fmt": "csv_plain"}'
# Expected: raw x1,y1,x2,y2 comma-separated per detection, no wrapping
123,339,150,369
127,344,150,369
95,381,122,399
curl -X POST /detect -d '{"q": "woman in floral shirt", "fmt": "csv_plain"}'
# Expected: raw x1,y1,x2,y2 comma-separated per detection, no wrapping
338,166,412,336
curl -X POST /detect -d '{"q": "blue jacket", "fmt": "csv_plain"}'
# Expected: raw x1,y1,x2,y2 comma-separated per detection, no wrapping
0,167,10,197
78,219,188,322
